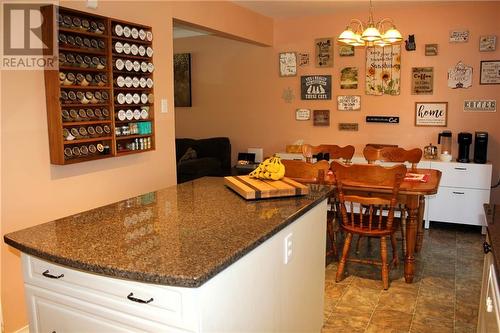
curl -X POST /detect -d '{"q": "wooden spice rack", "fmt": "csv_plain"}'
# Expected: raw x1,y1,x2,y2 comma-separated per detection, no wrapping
41,5,155,165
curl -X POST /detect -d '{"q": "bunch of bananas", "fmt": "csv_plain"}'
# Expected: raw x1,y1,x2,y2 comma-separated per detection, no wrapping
249,155,285,181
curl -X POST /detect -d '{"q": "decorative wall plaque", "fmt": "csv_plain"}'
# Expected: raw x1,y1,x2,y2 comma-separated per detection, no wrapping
479,35,496,52
415,102,448,127
313,110,330,126
298,53,310,66
411,67,434,95
449,30,469,43
338,123,359,131
365,45,401,96
281,87,294,103
480,60,500,85
279,52,297,77
463,100,496,112
295,108,311,120
339,45,354,56
340,67,358,89
337,95,361,111
448,62,472,88
301,75,332,100
366,116,399,124
315,38,333,67
425,44,438,56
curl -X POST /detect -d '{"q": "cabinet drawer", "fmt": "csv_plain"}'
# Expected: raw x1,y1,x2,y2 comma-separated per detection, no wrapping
22,254,197,331
430,161,492,189
428,187,490,225
25,284,193,333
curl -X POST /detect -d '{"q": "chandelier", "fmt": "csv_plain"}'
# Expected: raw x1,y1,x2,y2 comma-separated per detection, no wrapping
337,0,402,47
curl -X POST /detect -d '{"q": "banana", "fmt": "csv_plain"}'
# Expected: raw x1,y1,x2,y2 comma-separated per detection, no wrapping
248,154,285,181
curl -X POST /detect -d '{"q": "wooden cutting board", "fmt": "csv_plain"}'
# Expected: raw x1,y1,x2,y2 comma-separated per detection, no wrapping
224,176,309,200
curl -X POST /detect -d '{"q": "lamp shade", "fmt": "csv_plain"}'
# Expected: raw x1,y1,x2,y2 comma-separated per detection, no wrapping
337,28,358,44
351,34,366,46
383,27,403,43
361,26,382,42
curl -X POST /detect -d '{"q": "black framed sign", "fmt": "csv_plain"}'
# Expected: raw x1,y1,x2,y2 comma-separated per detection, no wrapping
366,116,399,124
301,75,332,100
480,60,500,85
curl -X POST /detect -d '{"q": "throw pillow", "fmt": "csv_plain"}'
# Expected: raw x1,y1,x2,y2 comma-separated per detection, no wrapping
179,147,197,162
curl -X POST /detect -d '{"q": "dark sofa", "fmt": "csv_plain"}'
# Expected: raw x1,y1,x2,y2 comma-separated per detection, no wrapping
175,137,231,183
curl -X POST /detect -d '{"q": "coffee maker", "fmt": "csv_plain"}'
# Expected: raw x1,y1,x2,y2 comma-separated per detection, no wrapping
474,132,488,164
457,132,472,163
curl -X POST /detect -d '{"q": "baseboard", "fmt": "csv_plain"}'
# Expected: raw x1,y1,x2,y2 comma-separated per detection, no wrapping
13,325,29,333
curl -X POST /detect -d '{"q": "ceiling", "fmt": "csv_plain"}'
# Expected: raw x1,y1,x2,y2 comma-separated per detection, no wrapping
233,1,493,19
173,24,211,39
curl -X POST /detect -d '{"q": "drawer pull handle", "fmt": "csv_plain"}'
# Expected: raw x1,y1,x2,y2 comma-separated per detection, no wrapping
127,292,153,304
484,242,492,254
452,191,465,195
42,270,64,279
454,167,467,170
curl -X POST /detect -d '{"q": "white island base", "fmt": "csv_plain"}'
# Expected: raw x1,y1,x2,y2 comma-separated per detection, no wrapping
22,200,327,333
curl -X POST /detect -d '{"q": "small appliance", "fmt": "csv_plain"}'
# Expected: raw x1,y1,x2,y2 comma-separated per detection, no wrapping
474,132,488,164
438,130,452,162
457,132,473,163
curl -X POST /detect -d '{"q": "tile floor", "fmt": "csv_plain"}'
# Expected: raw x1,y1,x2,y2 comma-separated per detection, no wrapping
322,222,485,333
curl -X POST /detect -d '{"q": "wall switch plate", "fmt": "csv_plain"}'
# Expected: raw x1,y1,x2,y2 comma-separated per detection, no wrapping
161,99,168,113
86,0,98,9
284,233,293,264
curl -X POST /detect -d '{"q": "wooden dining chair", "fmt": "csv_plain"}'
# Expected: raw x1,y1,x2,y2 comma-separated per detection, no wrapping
281,159,338,259
331,161,407,289
302,144,355,163
362,146,424,253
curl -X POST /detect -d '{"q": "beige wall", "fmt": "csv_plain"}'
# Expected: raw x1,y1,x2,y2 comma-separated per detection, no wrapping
175,1,500,202
0,1,272,331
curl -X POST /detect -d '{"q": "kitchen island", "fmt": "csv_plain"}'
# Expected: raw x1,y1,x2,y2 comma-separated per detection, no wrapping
4,177,332,332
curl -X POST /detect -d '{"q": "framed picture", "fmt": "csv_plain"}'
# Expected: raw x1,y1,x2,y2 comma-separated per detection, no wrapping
279,52,297,77
479,35,496,52
295,108,311,120
480,60,500,85
301,75,332,100
298,53,310,66
449,29,469,43
425,44,438,56
337,95,361,111
411,67,434,95
313,110,330,126
340,67,358,89
339,45,354,56
315,38,333,67
174,53,192,107
415,102,448,127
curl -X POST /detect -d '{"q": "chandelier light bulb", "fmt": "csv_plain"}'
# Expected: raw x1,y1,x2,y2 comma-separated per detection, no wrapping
337,28,358,44
383,27,403,43
361,26,382,42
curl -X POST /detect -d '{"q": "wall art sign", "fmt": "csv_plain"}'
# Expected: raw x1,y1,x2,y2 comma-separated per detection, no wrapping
449,30,469,43
366,116,399,124
365,45,401,96
174,53,192,107
479,35,496,52
480,60,500,85
463,100,496,112
315,38,333,67
339,45,354,56
301,75,332,100
279,52,297,77
337,95,361,111
313,110,330,126
338,123,359,131
448,61,472,88
425,44,438,56
298,53,310,66
411,67,434,95
281,87,294,103
295,108,311,120
340,67,358,89
415,102,448,127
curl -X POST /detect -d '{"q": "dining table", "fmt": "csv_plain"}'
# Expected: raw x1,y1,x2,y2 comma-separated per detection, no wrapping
323,167,442,283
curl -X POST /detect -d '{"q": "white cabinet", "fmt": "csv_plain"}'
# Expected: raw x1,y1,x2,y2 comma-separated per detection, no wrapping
427,161,492,228
478,235,500,332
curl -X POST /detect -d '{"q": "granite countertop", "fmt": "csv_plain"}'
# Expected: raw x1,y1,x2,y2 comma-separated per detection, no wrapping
485,204,500,278
4,177,332,288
